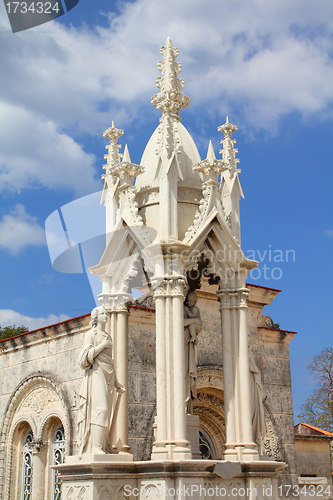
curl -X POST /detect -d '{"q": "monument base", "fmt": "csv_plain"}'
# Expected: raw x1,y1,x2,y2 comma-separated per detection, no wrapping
65,452,133,464
57,458,286,499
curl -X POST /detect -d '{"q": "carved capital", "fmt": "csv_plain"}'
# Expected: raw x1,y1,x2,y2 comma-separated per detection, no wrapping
236,288,249,308
98,293,131,312
216,289,233,308
153,276,187,297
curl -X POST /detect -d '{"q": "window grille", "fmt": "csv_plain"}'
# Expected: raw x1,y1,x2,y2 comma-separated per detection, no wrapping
21,430,33,500
199,429,216,459
51,425,65,500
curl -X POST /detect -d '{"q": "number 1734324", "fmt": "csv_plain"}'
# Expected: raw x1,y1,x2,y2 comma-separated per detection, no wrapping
5,1,61,14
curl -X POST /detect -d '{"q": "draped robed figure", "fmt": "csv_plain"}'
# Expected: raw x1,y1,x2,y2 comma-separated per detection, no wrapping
184,291,202,414
78,306,124,454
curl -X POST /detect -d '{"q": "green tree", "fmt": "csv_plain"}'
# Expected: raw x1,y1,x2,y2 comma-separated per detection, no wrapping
298,347,333,432
0,324,28,341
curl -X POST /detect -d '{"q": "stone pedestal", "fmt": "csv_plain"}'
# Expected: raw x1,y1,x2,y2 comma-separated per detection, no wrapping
56,459,286,500
65,454,134,464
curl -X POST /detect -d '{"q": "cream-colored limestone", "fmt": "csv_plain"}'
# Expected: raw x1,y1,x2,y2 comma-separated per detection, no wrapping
0,37,305,499
77,307,125,455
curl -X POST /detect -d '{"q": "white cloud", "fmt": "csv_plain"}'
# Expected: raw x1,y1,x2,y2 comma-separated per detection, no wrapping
0,204,45,254
0,102,99,194
0,0,333,192
1,0,333,127
0,309,70,331
324,229,333,237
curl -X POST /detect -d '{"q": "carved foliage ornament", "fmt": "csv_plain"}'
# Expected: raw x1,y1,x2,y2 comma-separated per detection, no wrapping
153,276,187,297
262,399,283,461
20,387,58,415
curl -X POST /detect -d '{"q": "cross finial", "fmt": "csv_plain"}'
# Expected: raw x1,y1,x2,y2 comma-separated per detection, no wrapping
151,38,190,119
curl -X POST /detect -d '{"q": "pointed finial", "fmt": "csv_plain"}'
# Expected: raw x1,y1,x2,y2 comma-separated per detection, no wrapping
122,144,131,163
193,139,226,179
103,122,123,142
218,117,240,175
206,140,216,161
218,116,237,135
103,122,124,175
151,38,190,119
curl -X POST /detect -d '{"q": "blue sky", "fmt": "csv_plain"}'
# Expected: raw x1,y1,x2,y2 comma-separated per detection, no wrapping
0,0,332,418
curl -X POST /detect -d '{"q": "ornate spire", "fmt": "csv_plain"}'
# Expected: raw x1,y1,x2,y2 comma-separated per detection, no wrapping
218,117,244,243
218,116,239,176
151,37,190,119
102,123,143,185
193,140,226,180
102,122,124,177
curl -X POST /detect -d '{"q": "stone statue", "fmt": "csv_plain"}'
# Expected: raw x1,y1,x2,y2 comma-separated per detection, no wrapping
184,291,202,413
78,306,124,454
249,352,266,446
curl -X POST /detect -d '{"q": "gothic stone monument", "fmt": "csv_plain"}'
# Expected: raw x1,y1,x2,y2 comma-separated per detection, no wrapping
51,37,290,500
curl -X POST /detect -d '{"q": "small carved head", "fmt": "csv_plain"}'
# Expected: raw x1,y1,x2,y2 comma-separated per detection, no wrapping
90,306,108,328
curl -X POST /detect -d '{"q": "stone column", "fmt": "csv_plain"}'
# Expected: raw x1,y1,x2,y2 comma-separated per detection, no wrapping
116,307,131,454
151,277,192,460
172,293,187,449
236,288,258,460
217,286,258,461
217,289,238,461
31,444,46,500
154,294,167,451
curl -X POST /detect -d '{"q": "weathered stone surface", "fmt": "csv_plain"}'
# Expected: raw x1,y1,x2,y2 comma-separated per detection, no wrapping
128,338,156,371
280,385,294,414
283,443,299,475
129,404,155,439
198,348,222,368
138,372,156,405
264,341,289,359
262,358,291,386
275,414,297,444
264,385,282,413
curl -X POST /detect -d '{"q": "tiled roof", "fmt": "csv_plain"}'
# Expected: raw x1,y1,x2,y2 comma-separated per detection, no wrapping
295,422,333,437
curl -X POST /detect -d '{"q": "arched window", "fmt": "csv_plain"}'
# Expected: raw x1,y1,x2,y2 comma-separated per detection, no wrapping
51,425,65,500
21,430,33,500
199,428,216,459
